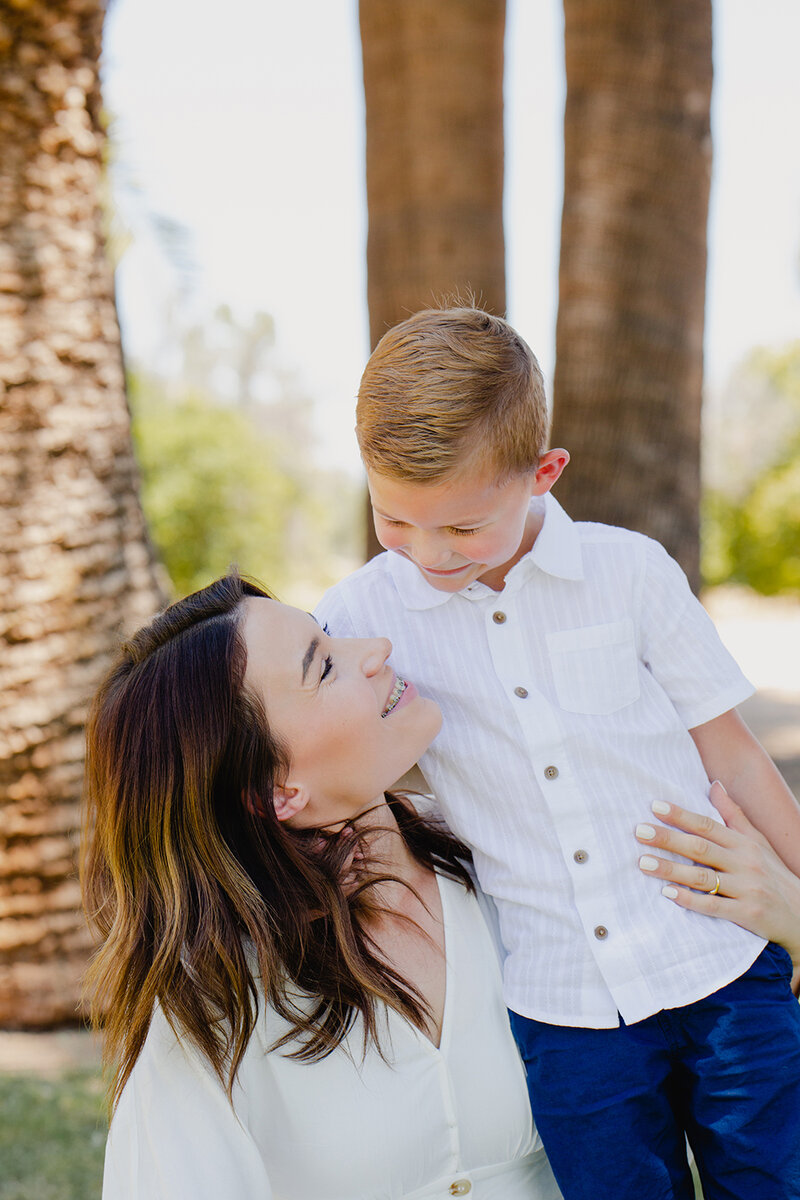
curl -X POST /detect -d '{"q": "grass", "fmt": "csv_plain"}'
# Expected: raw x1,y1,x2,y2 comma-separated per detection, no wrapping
0,1071,107,1200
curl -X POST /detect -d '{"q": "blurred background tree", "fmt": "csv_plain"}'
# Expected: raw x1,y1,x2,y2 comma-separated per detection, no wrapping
128,306,360,602
0,0,360,1028
552,0,712,589
0,0,163,1025
131,377,297,596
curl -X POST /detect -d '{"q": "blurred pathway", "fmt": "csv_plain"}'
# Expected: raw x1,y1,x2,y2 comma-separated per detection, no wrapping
0,1026,102,1074
705,587,800,799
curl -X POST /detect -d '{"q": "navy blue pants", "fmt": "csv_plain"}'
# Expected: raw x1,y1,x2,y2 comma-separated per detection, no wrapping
510,944,800,1200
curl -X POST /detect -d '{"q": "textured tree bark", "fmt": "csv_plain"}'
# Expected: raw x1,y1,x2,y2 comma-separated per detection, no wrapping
359,0,506,557
0,0,164,1025
552,0,712,589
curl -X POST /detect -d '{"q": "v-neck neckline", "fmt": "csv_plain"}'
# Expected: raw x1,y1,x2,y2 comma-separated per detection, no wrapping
400,870,453,1054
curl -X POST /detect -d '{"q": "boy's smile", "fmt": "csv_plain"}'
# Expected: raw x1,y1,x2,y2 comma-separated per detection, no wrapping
367,452,568,593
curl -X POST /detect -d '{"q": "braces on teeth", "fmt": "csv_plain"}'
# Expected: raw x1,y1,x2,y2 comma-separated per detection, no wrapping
382,676,406,717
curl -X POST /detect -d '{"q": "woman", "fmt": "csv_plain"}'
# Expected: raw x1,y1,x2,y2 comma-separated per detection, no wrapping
84,574,800,1199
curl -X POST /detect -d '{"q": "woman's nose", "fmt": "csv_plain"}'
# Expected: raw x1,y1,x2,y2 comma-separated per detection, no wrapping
361,637,392,675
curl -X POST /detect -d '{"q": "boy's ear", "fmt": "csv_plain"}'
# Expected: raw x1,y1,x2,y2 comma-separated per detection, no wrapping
531,448,570,496
271,783,311,824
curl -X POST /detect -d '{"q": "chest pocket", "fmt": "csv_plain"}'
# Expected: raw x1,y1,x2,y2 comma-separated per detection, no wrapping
546,618,640,715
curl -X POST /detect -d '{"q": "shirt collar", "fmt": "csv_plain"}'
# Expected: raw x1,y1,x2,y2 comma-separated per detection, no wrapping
387,492,584,611
528,493,585,582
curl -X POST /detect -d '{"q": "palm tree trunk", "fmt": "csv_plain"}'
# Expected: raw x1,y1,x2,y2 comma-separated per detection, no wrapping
359,0,506,556
0,0,164,1024
552,0,712,588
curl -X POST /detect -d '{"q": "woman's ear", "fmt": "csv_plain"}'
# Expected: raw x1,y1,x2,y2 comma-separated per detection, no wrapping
244,784,310,822
271,783,311,824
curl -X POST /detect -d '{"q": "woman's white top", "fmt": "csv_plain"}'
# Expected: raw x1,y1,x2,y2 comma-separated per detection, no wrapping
103,874,562,1200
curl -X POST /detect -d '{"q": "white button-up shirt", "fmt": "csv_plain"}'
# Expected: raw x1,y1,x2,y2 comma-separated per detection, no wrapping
102,876,561,1200
316,496,764,1028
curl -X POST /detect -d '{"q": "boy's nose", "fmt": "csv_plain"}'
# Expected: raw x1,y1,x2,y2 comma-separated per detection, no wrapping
410,532,451,569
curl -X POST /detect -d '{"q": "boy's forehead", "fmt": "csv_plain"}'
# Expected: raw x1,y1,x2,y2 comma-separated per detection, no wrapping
366,467,525,523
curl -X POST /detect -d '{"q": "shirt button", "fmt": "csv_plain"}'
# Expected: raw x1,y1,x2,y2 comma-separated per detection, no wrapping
544,765,559,780
449,1183,472,1197
514,686,528,699
492,610,507,624
594,925,609,940
573,849,588,863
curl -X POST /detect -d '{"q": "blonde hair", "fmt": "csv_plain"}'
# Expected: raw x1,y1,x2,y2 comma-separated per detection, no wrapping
356,306,549,482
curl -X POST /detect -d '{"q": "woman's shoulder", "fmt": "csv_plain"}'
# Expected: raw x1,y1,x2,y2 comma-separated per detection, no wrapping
436,869,507,968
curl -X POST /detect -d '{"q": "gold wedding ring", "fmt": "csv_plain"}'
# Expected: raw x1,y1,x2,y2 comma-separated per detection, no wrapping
707,872,721,896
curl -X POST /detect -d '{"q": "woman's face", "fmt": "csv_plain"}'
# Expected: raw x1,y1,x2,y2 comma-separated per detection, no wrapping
241,598,442,828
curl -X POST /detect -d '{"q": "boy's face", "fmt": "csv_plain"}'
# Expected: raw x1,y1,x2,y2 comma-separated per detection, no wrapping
367,451,567,593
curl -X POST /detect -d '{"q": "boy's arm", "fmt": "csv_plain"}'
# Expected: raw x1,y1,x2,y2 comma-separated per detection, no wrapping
690,709,800,878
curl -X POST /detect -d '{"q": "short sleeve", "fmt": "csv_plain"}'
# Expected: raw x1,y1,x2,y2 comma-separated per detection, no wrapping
102,1010,273,1200
638,539,754,729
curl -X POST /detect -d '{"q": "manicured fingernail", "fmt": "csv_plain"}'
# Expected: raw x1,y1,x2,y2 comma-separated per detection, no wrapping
661,885,679,899
636,823,656,840
639,855,659,871
651,800,670,816
711,780,729,794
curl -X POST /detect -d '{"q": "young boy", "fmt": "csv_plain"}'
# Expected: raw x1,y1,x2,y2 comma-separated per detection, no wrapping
315,306,800,1200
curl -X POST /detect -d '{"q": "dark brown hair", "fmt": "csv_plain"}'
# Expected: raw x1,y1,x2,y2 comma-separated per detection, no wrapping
81,573,472,1110
357,305,549,482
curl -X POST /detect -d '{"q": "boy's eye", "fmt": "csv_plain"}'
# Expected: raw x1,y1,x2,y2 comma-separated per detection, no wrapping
448,526,479,536
320,654,334,682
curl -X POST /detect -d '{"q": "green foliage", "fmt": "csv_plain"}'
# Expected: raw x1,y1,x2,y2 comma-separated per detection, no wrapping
702,342,800,595
703,451,800,594
128,372,361,605
0,1071,106,1200
748,341,800,401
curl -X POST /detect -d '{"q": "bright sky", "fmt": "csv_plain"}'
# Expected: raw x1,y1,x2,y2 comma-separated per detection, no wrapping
103,0,800,476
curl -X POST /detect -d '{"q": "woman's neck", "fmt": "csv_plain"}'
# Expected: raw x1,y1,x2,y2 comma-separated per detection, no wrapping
347,796,430,909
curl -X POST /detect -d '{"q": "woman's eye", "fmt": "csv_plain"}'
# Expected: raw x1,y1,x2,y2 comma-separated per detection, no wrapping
320,655,334,682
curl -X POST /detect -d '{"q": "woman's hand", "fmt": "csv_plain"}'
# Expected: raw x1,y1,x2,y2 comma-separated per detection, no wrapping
636,782,800,992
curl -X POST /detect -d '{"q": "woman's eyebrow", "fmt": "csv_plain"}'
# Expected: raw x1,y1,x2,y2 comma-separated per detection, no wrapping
301,637,320,684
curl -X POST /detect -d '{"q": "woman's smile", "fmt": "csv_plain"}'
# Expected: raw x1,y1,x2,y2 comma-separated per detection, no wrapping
381,673,419,717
